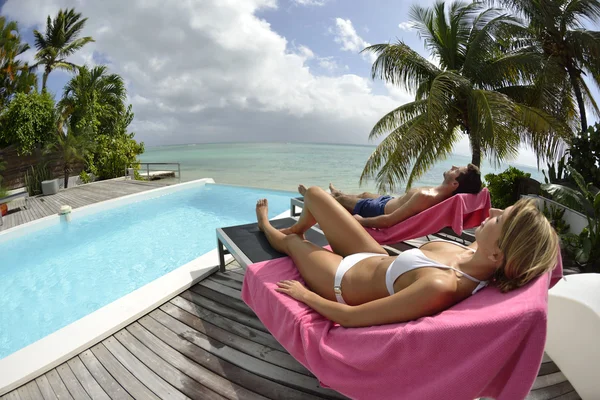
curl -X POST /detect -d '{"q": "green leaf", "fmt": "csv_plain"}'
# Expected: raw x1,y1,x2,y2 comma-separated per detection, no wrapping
541,183,592,215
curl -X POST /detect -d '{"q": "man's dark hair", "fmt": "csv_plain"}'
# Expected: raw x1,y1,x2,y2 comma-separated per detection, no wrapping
454,164,482,194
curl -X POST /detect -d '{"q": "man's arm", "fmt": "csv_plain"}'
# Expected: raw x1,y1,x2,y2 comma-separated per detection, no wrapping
357,193,428,229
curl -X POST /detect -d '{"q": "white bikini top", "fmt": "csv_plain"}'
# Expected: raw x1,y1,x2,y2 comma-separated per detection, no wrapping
385,239,488,296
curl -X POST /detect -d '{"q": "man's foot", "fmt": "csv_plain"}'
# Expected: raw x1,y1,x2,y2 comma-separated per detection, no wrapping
256,199,270,231
329,183,342,196
298,184,307,196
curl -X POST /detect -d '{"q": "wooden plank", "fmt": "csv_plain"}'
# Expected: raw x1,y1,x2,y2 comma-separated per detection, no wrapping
170,296,286,352
161,302,310,375
537,360,560,376
90,343,160,400
179,290,267,333
66,357,110,400
552,391,581,400
101,336,189,400
114,329,225,400
526,381,576,400
44,370,74,400
208,274,243,291
16,382,44,400
542,353,552,363
149,310,343,399
34,376,58,400
138,315,326,400
1,391,22,400
200,279,243,300
78,350,133,400
55,364,91,400
216,271,245,284
531,372,567,390
126,322,267,400
190,285,254,316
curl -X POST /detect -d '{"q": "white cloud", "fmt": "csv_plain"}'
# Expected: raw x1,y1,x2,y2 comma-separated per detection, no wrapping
317,56,348,73
398,21,414,31
2,0,402,147
332,18,377,63
291,0,330,6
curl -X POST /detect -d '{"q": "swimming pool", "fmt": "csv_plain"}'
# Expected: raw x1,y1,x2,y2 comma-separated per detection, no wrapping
0,182,293,361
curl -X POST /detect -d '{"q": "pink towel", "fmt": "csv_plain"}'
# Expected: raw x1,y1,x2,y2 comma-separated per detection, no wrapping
367,188,491,245
242,248,563,400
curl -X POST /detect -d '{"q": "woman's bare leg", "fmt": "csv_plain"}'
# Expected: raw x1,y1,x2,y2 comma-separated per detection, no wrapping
284,187,386,256
256,199,340,301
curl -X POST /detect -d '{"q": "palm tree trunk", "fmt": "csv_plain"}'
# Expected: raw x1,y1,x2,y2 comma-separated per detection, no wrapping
64,164,69,189
42,67,50,92
567,65,587,131
467,128,482,167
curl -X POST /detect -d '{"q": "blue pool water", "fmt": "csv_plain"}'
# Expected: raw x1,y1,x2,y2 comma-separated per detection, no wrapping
0,183,293,360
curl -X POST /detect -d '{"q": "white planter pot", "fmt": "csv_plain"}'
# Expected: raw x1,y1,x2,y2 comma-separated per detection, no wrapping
41,179,59,196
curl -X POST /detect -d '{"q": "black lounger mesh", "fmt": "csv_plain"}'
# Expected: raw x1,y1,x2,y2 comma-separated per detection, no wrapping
220,217,329,264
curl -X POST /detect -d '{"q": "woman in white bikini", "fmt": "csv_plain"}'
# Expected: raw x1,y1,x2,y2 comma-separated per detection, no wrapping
255,186,558,328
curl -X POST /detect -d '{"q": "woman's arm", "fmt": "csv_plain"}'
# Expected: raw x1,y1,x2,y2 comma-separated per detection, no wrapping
276,277,456,328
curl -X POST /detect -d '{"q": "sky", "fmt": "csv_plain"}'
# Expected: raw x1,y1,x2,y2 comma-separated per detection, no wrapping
1,0,591,167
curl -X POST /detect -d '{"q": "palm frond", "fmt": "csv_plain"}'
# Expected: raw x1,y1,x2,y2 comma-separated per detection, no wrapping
368,100,427,140
363,42,440,92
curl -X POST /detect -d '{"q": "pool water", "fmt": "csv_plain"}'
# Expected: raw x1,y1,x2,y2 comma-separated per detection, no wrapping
0,183,293,360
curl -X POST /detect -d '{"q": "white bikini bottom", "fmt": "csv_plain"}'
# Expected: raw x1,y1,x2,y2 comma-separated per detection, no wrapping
334,252,384,304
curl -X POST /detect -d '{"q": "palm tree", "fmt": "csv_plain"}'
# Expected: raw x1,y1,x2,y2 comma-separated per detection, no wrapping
33,8,94,92
0,17,37,109
491,0,600,132
45,120,94,188
59,65,127,136
360,1,569,192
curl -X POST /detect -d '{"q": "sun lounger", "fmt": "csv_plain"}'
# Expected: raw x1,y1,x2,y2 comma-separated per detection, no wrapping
240,245,563,400
0,191,29,226
217,217,329,271
290,189,491,245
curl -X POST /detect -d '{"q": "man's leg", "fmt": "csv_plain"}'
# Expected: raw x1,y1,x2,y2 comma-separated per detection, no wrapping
357,192,380,199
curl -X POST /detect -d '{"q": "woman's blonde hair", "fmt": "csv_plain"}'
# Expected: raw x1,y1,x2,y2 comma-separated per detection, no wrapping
493,197,559,292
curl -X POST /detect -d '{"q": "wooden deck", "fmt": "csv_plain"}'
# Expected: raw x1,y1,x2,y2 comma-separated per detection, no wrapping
1,257,581,399
0,180,167,231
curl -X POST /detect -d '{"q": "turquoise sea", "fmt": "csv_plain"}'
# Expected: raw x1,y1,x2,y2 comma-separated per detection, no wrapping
139,143,544,195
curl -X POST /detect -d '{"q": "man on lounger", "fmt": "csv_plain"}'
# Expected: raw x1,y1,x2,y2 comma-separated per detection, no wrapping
298,164,482,229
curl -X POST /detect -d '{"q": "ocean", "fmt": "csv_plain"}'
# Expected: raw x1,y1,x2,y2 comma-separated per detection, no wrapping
139,143,544,195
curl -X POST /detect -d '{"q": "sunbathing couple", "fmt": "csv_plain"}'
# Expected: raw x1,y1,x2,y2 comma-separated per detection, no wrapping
255,164,558,328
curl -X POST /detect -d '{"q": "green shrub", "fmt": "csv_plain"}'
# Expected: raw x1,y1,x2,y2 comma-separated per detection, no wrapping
79,170,92,184
0,92,56,155
87,133,144,180
568,124,600,188
484,167,531,209
24,163,52,196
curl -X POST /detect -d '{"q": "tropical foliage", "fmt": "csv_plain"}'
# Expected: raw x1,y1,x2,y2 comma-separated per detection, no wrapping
484,166,531,208
0,17,37,110
33,8,94,91
0,91,55,155
542,166,600,271
0,8,144,190
59,65,127,137
490,0,600,132
567,123,600,188
360,1,570,191
44,121,94,188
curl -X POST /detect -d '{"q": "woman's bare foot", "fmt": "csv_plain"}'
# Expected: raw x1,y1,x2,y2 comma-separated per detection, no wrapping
298,184,307,196
329,183,342,196
256,199,270,231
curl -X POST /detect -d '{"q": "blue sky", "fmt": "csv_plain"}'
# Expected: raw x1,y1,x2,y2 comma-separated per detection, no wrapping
3,0,598,167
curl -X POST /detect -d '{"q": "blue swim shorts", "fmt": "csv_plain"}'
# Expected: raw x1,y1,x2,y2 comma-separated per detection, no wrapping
352,195,393,218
